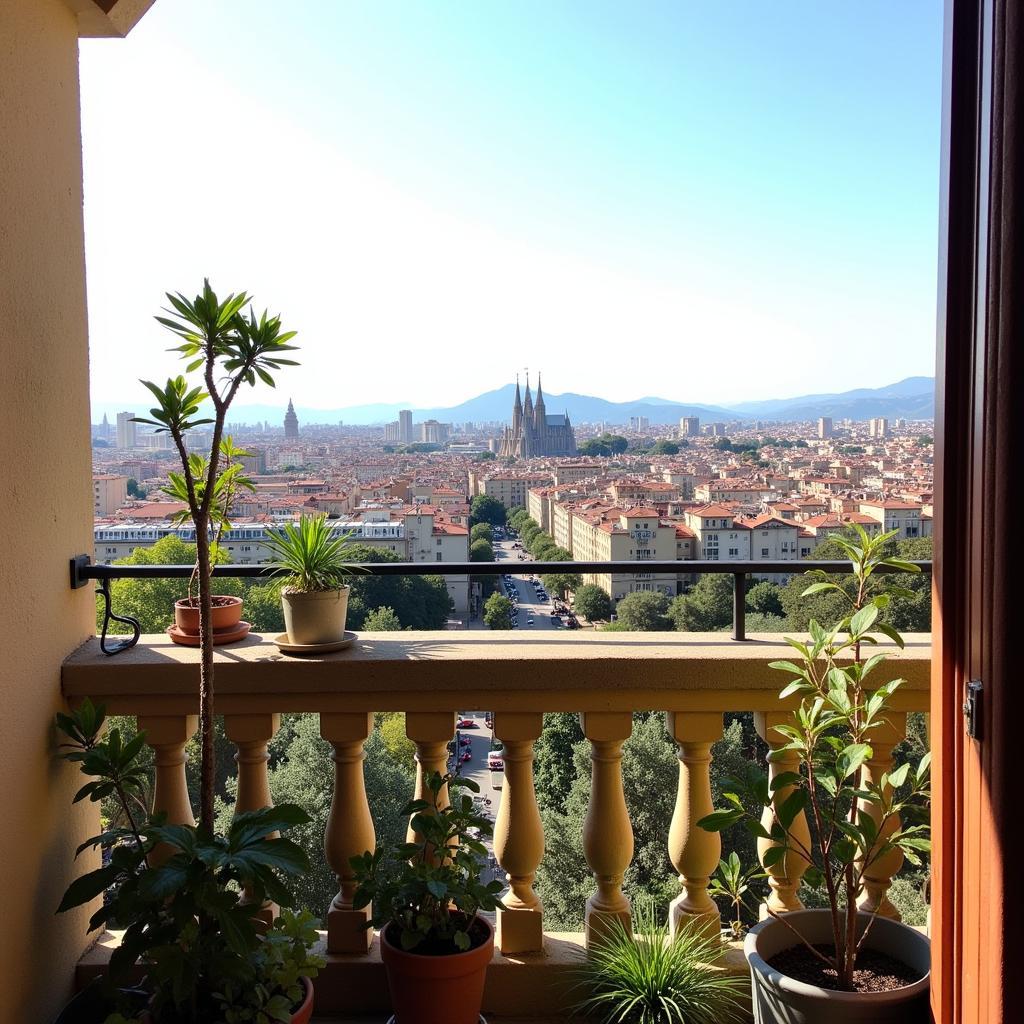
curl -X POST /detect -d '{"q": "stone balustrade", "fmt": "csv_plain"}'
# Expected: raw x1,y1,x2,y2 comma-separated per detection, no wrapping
63,631,930,1015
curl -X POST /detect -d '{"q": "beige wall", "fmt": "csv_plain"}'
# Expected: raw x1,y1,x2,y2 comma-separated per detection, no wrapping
0,1,102,1019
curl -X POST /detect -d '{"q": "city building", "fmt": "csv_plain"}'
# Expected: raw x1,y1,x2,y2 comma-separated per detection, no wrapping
629,415,649,432
115,411,136,448
817,416,833,439
399,409,413,443
679,416,700,437
420,419,450,444
498,373,576,458
284,399,299,439
869,416,890,438
92,474,128,516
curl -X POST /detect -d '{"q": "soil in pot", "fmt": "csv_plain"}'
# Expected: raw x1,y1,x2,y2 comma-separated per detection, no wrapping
768,944,925,994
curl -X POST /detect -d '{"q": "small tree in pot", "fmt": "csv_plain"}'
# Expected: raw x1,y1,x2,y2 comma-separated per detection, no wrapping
698,524,931,1020
350,772,504,1024
133,281,297,828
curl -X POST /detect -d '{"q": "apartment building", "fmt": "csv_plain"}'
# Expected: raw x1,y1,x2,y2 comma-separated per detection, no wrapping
570,506,681,602
92,474,128,516
468,471,553,509
859,500,931,540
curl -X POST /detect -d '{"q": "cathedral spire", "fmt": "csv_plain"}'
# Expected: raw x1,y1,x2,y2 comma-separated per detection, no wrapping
512,375,523,432
523,372,533,418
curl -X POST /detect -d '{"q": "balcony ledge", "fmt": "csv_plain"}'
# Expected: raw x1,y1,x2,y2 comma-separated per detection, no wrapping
77,928,750,1020
62,631,931,715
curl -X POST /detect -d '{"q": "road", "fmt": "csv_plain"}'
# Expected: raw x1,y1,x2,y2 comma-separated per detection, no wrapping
493,537,561,632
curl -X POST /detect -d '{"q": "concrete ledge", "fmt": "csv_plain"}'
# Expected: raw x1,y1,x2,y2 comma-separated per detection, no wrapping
62,632,931,715
78,929,753,1020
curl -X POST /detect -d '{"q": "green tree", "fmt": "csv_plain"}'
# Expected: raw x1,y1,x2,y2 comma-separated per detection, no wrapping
363,605,403,631
508,506,527,523
98,535,243,635
243,579,285,633
470,494,507,527
470,538,495,562
573,584,612,621
530,534,558,559
126,477,147,499
669,574,734,632
483,593,513,629
650,439,680,455
542,571,583,598
520,521,542,547
375,712,415,764
343,545,451,630
603,434,629,454
614,591,671,631
578,439,611,457
745,579,783,618
470,522,493,545
534,713,585,815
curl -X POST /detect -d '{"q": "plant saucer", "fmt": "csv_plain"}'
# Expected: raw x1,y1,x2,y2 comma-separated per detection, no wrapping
273,631,357,656
167,621,251,646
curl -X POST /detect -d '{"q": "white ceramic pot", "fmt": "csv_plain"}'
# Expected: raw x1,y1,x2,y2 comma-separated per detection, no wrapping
281,586,350,646
745,909,930,1024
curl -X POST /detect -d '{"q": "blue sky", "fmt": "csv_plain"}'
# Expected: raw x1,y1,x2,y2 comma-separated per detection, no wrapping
82,1,943,414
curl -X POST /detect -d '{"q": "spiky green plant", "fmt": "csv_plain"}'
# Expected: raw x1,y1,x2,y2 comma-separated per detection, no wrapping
263,513,363,592
573,903,746,1024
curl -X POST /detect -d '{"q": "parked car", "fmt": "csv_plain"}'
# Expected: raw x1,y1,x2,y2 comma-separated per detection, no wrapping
457,718,478,729
526,617,535,625
487,753,504,771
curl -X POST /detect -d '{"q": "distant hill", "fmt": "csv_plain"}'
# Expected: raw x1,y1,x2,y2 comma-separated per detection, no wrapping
92,377,935,427
725,376,935,422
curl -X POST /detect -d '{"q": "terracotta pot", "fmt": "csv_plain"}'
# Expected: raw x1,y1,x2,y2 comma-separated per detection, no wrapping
173,595,244,634
380,916,493,1024
745,909,930,1024
281,586,349,646
288,977,315,1024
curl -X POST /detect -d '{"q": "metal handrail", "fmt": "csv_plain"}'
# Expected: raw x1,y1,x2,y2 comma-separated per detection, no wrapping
69,554,932,654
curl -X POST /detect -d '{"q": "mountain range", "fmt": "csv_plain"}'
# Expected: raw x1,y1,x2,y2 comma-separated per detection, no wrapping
94,376,935,428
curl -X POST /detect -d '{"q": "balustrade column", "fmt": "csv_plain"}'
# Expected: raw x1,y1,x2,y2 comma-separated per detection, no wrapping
493,712,544,953
754,712,810,915
857,712,907,920
138,715,197,865
666,712,723,941
580,712,633,947
321,712,376,953
226,713,280,925
405,712,456,845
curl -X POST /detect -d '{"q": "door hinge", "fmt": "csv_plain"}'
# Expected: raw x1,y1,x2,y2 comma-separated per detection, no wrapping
963,679,983,740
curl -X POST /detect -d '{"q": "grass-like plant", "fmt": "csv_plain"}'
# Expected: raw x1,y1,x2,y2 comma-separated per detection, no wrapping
263,513,362,593
573,902,746,1024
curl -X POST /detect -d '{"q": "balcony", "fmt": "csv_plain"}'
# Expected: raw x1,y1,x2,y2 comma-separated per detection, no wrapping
61,629,931,1021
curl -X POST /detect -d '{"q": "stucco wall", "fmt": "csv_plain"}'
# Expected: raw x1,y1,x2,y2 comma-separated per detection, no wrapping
0,1,102,1020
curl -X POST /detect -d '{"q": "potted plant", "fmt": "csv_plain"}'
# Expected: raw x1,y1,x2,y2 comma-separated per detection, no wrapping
262,513,361,646
350,771,504,1024
132,280,297,829
163,437,256,644
698,524,931,1022
53,699,324,1023
572,901,747,1024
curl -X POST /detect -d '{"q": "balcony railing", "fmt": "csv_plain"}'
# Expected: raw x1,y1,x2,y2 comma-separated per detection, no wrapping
61,626,931,1019
70,555,933,650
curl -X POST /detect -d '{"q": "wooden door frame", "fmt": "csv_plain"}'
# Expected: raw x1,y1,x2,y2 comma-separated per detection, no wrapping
934,0,1023,1021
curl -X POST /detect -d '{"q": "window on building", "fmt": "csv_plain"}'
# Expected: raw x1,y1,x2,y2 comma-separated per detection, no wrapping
761,547,769,557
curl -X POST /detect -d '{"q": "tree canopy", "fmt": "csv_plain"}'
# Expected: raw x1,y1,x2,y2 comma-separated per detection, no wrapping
362,606,403,631
573,584,611,622
483,593,513,629
342,545,451,630
470,494,507,527
669,574,734,632
614,590,671,631
470,522,493,545
470,538,495,562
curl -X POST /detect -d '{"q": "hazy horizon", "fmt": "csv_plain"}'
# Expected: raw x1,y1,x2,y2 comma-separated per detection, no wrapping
82,2,942,411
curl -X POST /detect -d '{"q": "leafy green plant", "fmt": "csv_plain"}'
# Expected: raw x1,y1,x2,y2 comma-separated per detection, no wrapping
133,280,298,829
573,902,746,1024
350,772,503,953
698,524,931,990
262,513,362,593
55,699,320,1023
708,852,766,940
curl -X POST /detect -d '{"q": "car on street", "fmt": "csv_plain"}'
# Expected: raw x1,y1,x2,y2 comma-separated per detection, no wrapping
526,617,535,625
457,718,478,729
487,752,504,770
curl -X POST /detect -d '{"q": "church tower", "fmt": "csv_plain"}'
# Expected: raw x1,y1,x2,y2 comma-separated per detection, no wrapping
284,398,299,439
